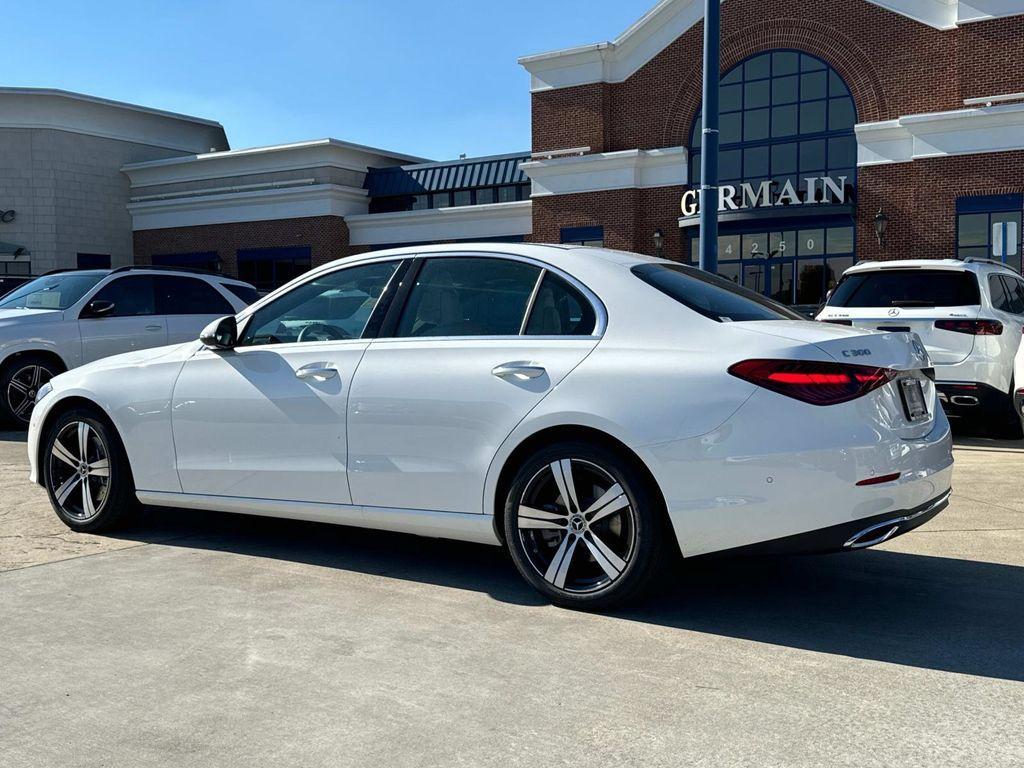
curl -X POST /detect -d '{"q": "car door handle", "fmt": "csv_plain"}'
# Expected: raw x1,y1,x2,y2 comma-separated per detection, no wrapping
491,363,546,380
295,363,338,382
145,325,163,332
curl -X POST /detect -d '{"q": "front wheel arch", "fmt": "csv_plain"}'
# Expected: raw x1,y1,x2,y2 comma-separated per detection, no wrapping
492,425,674,553
36,396,135,488
1,349,68,380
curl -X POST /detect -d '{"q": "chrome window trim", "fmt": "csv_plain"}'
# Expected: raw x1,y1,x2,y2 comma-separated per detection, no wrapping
519,268,547,336
233,249,608,340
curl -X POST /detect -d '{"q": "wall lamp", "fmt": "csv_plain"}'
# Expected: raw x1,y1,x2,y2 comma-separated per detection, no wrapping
653,228,664,258
873,208,889,247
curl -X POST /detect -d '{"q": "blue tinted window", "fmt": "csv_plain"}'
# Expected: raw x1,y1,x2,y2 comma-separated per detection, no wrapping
689,52,856,202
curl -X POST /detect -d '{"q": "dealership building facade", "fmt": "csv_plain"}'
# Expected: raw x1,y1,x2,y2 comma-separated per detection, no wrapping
2,0,1023,304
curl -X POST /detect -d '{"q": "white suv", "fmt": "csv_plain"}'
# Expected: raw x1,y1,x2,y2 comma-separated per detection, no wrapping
0,267,256,426
817,258,1024,437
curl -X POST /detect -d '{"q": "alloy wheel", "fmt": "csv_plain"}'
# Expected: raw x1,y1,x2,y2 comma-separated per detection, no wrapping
48,421,111,521
516,458,637,594
7,364,52,424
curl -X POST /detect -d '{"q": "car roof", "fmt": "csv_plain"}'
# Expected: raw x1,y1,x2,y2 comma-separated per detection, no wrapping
306,242,663,274
843,258,1020,276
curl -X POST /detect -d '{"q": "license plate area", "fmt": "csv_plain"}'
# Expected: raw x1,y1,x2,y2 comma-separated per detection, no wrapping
899,377,929,422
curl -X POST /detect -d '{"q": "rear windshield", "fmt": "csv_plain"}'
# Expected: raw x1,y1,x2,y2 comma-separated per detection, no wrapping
632,263,805,322
827,269,980,308
222,282,259,305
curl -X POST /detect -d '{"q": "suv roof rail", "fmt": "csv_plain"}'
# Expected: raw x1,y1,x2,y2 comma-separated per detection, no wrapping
110,264,224,277
38,267,101,276
960,257,1022,276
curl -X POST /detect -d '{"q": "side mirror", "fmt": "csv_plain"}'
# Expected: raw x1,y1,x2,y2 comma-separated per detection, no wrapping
82,299,114,318
200,315,238,350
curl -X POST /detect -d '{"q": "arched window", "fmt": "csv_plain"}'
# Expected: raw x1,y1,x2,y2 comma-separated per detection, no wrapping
690,51,856,195
687,51,858,307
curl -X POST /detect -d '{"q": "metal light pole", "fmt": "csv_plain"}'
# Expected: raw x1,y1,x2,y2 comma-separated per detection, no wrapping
698,0,720,274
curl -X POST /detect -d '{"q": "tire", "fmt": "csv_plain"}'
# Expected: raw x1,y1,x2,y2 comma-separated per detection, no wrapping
1,355,61,428
41,407,139,533
503,440,667,610
995,378,1024,440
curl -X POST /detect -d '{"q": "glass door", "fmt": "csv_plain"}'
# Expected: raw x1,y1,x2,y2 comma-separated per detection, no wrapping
690,222,855,308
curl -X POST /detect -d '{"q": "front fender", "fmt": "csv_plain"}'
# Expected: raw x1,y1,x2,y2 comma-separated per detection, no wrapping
28,347,193,493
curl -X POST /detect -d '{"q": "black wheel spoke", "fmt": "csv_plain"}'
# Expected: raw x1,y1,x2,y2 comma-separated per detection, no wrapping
517,458,636,595
48,421,110,521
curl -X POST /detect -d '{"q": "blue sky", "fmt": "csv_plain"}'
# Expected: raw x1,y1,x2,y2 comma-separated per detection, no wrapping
7,0,655,160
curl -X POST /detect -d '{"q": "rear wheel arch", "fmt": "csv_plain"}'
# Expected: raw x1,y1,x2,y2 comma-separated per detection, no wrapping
491,424,673,550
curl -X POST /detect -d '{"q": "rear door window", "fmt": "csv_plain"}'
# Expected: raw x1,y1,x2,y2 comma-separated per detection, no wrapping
988,275,1011,312
222,282,259,306
524,273,597,336
631,263,804,322
1002,276,1024,315
827,270,980,308
394,257,541,337
156,276,235,315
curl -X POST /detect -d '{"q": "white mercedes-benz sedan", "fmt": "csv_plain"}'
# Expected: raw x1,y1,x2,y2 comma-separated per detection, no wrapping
27,244,954,609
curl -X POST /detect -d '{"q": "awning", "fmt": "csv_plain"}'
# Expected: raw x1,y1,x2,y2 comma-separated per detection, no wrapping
0,242,30,256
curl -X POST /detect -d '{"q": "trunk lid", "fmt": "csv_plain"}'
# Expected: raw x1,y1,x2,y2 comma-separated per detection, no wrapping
732,320,937,438
817,305,979,364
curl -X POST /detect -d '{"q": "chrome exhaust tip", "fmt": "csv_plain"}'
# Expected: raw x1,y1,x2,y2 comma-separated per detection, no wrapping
949,395,979,406
844,520,901,549
843,491,952,550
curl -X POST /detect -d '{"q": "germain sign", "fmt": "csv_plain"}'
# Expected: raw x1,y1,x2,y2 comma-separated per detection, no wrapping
680,176,849,218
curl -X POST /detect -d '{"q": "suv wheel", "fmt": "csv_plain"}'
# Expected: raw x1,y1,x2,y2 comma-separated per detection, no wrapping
1,355,59,427
42,408,138,532
503,441,667,610
997,377,1024,440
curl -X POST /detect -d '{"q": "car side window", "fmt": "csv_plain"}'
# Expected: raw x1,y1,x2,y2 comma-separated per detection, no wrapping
394,257,541,338
1003,276,1024,315
988,275,1011,312
156,276,234,316
87,276,155,317
239,261,399,346
524,273,597,336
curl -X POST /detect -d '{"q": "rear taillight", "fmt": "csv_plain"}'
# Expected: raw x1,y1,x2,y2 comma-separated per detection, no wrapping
728,359,898,406
934,319,1003,335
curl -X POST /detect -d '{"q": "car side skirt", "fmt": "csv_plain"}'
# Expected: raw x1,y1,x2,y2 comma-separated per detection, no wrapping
135,491,503,546
692,490,951,559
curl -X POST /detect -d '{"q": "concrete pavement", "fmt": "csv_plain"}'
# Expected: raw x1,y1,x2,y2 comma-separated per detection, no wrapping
2,430,1023,767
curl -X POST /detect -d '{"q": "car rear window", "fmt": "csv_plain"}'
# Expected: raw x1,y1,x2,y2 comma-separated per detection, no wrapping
827,269,980,308
631,263,804,322
222,282,259,305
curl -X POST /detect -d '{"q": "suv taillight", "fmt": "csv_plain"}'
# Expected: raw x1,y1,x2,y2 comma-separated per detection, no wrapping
728,359,897,406
934,319,1003,335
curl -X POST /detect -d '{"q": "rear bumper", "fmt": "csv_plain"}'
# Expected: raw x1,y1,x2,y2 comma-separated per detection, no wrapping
695,490,950,557
646,386,954,558
936,381,1008,419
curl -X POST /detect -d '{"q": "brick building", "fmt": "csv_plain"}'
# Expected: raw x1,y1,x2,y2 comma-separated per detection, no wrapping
519,0,1024,306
